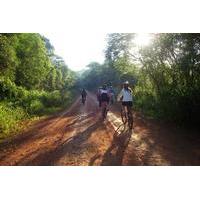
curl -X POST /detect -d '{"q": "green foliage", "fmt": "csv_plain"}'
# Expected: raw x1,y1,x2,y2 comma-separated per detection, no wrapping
29,100,44,115
80,33,200,128
0,101,28,136
0,34,18,81
15,33,51,89
41,90,62,107
138,33,200,126
105,33,135,62
0,33,76,137
0,79,75,136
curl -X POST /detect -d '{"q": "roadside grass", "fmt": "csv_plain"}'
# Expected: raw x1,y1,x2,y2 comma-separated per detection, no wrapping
0,90,76,142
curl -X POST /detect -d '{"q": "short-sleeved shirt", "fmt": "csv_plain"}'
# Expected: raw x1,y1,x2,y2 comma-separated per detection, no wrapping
100,89,110,102
118,88,133,102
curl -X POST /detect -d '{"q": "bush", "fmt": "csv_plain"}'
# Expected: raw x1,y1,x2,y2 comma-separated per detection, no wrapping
0,77,75,137
0,77,18,100
28,99,44,115
41,90,62,107
0,101,28,136
134,89,158,117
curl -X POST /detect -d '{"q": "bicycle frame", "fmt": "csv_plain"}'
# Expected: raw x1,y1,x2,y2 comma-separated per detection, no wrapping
82,96,86,104
121,104,133,129
101,101,108,120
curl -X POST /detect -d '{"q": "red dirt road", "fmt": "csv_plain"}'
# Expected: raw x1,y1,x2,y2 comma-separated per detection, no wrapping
0,92,199,166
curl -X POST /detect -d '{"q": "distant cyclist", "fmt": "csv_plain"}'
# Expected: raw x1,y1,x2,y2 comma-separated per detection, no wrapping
108,84,115,104
100,84,110,120
118,81,133,128
81,88,87,104
97,86,102,107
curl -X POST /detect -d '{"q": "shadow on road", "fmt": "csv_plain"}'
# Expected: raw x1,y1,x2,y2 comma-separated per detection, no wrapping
100,129,133,166
22,119,102,165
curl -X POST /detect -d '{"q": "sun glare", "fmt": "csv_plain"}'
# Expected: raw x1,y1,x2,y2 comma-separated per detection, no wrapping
134,33,152,46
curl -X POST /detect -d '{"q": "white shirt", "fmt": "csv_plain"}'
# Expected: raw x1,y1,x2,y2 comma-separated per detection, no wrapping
118,88,133,102
100,89,109,94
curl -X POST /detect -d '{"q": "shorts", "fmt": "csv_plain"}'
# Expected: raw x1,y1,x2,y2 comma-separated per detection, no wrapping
82,94,86,98
122,101,133,107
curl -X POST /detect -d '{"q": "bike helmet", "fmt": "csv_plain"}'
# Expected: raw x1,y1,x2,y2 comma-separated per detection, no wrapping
124,81,129,85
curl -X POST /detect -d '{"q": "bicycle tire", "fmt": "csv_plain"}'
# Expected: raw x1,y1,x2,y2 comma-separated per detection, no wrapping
82,96,85,104
128,113,133,130
121,109,127,124
102,107,107,120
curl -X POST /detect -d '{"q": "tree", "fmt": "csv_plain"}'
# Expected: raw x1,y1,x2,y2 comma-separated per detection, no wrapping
105,33,135,63
15,33,51,90
138,33,200,125
0,34,18,81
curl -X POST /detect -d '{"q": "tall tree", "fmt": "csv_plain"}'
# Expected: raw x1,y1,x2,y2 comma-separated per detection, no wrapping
15,33,51,89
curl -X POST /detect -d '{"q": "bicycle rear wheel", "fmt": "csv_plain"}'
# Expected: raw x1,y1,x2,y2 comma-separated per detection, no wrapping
102,102,108,120
102,107,107,120
121,108,127,124
82,97,86,104
128,113,133,130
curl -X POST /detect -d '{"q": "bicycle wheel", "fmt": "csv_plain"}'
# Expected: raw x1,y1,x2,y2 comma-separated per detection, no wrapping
102,107,107,120
82,97,85,104
127,112,133,130
121,108,127,124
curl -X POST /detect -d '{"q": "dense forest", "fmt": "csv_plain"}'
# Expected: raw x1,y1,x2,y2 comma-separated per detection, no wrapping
1,33,200,140
79,33,200,128
0,33,76,138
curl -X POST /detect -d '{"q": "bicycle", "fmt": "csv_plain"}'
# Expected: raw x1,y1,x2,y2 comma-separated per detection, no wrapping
121,105,133,130
82,96,86,105
101,101,109,120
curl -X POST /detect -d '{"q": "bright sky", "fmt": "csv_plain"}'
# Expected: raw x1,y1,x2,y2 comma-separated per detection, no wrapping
42,33,107,71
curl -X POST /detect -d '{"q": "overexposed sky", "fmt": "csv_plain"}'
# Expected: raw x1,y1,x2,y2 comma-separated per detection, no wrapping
42,33,107,71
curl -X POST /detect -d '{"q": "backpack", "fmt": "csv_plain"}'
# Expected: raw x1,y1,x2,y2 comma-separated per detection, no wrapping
101,92,109,102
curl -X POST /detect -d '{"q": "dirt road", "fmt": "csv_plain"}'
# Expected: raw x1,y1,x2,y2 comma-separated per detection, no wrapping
0,92,199,165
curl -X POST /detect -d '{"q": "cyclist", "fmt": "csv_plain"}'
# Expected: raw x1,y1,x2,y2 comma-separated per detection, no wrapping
81,88,87,104
97,86,102,107
118,81,133,128
108,85,115,104
100,84,110,119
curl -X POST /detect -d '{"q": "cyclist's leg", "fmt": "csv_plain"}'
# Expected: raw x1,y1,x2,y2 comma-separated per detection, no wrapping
123,103,128,117
101,101,106,119
127,105,132,115
105,101,108,116
127,103,133,129
106,99,109,111
121,103,127,124
121,102,125,112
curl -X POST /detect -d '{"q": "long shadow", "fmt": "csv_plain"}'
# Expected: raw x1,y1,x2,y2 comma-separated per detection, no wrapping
89,153,102,166
0,116,57,151
0,97,83,152
21,119,102,165
0,111,94,157
100,129,133,166
125,116,200,166
0,94,97,152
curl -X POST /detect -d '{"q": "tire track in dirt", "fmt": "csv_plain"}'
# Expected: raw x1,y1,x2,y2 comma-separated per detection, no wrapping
0,92,199,166
0,93,115,165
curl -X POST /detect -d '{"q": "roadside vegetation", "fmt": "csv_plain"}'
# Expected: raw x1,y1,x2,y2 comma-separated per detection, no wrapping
79,33,200,128
1,33,199,140
0,33,76,139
